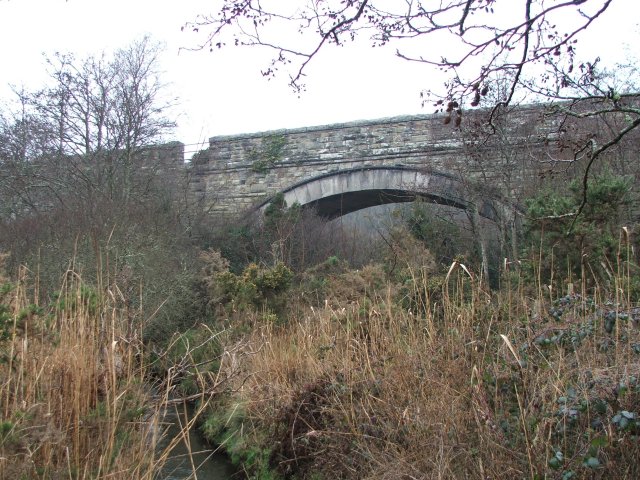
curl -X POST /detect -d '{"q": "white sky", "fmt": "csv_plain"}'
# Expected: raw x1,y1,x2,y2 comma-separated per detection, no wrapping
0,0,637,158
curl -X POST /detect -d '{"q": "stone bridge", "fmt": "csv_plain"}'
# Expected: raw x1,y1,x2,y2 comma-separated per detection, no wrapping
188,105,556,224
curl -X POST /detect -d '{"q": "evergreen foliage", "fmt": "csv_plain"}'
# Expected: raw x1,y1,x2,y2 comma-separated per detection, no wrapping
524,172,634,287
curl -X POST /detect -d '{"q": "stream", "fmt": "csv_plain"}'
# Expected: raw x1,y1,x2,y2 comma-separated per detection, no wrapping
155,402,240,480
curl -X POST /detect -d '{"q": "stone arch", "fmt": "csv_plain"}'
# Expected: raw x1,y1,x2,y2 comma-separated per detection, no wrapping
257,166,513,222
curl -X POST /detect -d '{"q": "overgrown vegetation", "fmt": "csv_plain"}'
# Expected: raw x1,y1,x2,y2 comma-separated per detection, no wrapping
199,225,639,479
2,156,639,479
177,171,640,480
524,172,638,292
1,31,639,480
0,257,156,478
249,135,288,173
205,193,386,274
0,37,227,479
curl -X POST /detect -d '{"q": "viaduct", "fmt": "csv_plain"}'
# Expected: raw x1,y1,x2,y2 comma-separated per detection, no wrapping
186,105,561,225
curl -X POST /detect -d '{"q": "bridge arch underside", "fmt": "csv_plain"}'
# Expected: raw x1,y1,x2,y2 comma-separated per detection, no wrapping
259,167,505,222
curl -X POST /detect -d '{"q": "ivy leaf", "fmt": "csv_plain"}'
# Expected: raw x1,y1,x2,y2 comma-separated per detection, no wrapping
584,456,600,469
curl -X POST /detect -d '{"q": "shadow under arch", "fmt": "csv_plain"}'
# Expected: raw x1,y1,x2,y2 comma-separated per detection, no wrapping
256,166,517,222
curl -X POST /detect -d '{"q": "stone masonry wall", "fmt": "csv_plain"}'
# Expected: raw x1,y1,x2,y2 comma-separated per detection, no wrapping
188,105,557,218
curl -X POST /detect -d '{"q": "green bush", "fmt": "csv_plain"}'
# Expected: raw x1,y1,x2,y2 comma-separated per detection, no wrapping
201,250,293,315
524,172,634,288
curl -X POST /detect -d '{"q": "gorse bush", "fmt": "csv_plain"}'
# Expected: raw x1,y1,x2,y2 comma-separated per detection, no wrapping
201,248,293,317
524,172,635,289
0,178,207,347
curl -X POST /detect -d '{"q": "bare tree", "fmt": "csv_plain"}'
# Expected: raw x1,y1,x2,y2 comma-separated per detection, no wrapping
0,36,176,216
0,92,62,218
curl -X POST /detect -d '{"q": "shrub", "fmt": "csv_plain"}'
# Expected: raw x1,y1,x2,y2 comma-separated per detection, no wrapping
524,171,634,290
200,250,293,316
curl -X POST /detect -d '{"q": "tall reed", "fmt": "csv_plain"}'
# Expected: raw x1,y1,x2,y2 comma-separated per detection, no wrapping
0,259,195,479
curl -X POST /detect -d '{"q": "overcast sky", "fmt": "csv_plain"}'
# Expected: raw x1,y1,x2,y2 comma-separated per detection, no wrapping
0,0,637,158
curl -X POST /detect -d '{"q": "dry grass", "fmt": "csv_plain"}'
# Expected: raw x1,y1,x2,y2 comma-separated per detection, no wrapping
0,259,206,480
212,253,640,479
